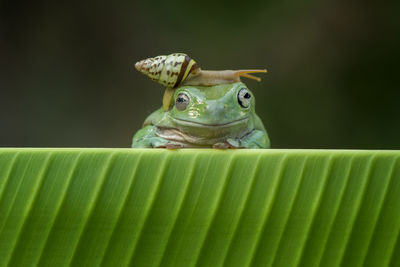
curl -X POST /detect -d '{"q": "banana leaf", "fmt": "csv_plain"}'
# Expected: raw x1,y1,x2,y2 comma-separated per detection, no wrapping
0,148,399,266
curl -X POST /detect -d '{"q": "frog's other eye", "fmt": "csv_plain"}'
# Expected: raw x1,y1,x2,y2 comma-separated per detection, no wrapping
175,93,190,111
237,88,251,108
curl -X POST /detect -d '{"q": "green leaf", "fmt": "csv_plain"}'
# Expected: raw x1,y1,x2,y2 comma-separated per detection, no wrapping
0,149,399,266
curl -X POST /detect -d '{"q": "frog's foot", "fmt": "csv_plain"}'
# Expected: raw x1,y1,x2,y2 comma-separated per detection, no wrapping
213,139,240,149
155,142,185,149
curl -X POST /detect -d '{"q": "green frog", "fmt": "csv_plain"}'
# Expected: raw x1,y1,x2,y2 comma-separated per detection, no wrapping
131,82,270,148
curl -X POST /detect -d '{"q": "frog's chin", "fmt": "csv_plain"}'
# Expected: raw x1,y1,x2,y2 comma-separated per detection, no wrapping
171,117,249,128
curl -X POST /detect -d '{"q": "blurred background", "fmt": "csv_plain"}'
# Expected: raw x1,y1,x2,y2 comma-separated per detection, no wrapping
0,0,399,148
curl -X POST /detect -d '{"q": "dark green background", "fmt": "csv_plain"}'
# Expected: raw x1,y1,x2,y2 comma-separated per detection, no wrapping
1,0,399,148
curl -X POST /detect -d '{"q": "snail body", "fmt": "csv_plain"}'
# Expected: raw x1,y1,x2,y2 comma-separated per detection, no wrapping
135,53,267,110
182,70,267,86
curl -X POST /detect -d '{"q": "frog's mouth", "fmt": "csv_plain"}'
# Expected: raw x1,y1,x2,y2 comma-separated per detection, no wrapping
172,117,249,128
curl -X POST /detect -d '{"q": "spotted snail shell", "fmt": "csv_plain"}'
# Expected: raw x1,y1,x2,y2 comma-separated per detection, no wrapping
135,53,200,88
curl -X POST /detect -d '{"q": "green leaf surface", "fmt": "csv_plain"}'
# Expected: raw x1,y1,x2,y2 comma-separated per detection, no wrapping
0,148,399,266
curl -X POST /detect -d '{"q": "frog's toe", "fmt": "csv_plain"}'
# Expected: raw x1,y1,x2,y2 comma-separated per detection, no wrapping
226,138,241,148
213,142,226,149
165,142,185,149
154,141,185,149
213,140,239,149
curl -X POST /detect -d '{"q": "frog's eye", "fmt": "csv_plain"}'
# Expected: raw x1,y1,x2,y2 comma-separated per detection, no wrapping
175,93,190,111
237,88,251,108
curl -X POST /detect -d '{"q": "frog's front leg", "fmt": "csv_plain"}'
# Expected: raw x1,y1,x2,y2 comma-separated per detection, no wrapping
213,130,270,149
131,125,184,148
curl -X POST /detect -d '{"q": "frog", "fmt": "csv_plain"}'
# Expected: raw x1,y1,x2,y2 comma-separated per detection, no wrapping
131,82,270,149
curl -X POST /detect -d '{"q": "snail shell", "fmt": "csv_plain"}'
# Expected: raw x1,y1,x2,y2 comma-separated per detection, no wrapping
135,53,200,88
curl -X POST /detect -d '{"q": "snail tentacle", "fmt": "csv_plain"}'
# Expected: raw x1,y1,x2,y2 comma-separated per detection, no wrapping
234,69,267,82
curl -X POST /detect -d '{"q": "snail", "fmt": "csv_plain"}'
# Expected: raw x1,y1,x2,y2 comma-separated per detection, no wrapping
135,53,267,110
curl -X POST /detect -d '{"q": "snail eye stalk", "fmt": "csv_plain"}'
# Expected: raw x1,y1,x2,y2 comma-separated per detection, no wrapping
235,69,267,82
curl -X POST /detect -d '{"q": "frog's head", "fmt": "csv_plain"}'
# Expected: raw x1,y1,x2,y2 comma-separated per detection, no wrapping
168,82,255,135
